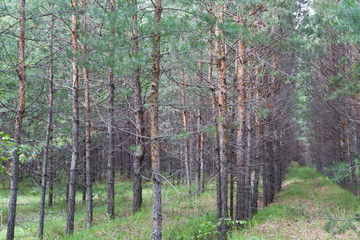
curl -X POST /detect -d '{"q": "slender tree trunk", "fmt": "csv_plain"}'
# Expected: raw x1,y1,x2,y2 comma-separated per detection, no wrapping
197,62,205,193
38,9,54,239
107,0,116,219
235,34,247,221
262,140,269,207
351,99,358,195
198,109,205,192
252,75,262,214
266,123,275,203
215,3,228,238
47,140,53,208
151,1,162,239
181,69,191,195
229,69,238,220
66,0,79,234
200,122,205,193
131,0,144,213
7,1,26,239
274,126,282,194
82,0,93,227
208,18,222,220
245,71,253,219
189,112,195,190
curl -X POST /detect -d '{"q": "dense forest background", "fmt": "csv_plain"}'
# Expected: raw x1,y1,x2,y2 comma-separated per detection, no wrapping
1,0,360,239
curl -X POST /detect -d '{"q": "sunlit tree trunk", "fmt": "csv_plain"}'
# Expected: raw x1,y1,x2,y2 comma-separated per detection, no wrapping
235,24,247,221
215,3,228,238
81,0,93,227
131,0,144,213
7,1,26,239
66,0,79,234
151,0,162,239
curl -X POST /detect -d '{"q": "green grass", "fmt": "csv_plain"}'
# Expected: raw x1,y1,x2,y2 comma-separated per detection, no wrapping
229,163,360,240
1,163,360,239
0,176,220,240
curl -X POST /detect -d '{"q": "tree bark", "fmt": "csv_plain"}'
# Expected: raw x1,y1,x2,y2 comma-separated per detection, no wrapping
7,1,26,239
151,0,162,239
351,99,357,195
38,8,54,239
245,69,253,219
235,25,247,221
107,0,116,219
47,139,53,208
82,0,93,227
252,74,263,215
131,0,144,214
66,0,79,234
215,3,228,239
181,69,191,195
208,17,222,220
197,62,205,193
229,63,238,220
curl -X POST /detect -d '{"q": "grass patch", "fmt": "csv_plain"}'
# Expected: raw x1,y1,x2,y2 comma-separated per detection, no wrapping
0,176,219,239
1,163,360,239
229,163,360,240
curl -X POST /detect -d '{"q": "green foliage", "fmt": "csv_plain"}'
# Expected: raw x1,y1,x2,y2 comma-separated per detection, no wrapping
0,131,42,174
173,129,189,139
325,161,352,185
194,220,220,239
257,107,270,120
324,212,360,237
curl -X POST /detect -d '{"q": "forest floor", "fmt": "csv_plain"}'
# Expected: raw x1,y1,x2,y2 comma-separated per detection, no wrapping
0,163,359,239
230,163,360,240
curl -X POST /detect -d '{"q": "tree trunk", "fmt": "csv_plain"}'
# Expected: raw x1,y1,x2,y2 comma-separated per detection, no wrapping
215,3,228,239
47,140,53,208
181,69,191,195
245,70,253,219
235,33,247,221
151,1,162,239
38,8,54,239
198,110,204,193
208,19,222,221
82,0,93,227
351,99,357,195
131,0,144,213
197,62,205,193
66,0,79,234
107,0,116,219
252,75,263,215
229,69,237,220
266,123,275,203
7,1,26,239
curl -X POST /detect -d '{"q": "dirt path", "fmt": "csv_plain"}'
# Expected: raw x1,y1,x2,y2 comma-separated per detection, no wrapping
229,165,360,240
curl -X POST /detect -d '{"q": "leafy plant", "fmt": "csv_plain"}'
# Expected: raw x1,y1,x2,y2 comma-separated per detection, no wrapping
193,221,220,240
0,131,41,173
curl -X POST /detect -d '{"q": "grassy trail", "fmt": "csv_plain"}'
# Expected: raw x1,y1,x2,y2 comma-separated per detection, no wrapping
0,163,359,239
230,163,360,240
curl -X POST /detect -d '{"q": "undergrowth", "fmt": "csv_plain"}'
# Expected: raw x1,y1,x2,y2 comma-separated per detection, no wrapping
1,163,360,239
